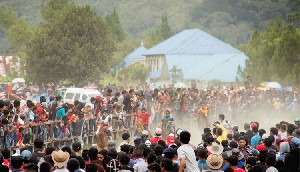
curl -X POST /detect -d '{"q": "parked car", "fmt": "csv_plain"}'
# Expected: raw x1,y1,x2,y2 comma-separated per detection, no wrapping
63,88,102,104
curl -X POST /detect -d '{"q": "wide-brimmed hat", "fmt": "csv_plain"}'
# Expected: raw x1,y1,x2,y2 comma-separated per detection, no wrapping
207,142,224,155
51,150,70,168
207,154,223,170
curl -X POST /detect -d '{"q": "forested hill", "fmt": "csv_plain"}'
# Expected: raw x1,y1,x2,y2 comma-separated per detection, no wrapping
0,0,297,49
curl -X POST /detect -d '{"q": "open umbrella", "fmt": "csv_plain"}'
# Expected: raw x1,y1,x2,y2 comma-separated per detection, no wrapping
265,82,281,89
12,78,25,84
174,82,188,88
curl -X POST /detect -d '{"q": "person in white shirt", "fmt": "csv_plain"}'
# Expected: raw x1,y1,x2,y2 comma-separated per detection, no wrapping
177,130,199,172
119,133,131,150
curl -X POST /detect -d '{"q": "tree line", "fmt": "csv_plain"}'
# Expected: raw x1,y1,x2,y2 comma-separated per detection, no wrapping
0,0,173,86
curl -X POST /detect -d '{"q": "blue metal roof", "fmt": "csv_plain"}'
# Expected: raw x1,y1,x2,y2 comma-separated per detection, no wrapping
165,53,246,82
145,29,241,55
124,44,147,67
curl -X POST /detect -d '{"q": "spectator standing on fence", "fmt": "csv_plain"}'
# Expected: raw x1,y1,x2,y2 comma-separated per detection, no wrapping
23,101,35,124
51,96,62,120
72,112,84,145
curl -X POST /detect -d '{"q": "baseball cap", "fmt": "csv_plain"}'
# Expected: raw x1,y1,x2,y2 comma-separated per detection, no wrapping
290,137,300,149
232,125,238,132
142,130,149,135
155,128,162,135
248,149,260,156
262,134,268,140
72,142,82,151
256,144,267,152
107,140,116,150
21,150,32,160
221,151,229,160
250,123,257,128
145,140,151,147
229,141,238,148
163,148,177,156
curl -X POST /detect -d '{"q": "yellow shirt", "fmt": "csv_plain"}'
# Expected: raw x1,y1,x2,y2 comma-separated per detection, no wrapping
198,107,208,116
216,124,227,143
274,101,281,110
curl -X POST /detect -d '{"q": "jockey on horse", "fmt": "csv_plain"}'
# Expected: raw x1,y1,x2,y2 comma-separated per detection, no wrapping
95,110,112,150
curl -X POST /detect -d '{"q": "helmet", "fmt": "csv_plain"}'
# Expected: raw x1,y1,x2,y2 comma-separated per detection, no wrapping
166,108,171,113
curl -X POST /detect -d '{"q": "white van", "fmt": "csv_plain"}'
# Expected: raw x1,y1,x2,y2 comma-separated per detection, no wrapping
63,88,102,104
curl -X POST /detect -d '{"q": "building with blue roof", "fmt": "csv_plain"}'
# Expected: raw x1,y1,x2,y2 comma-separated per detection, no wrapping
123,42,148,67
144,29,247,83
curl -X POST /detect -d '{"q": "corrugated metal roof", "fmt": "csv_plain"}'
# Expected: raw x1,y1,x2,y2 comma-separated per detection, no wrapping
145,29,241,55
165,54,246,82
124,44,147,67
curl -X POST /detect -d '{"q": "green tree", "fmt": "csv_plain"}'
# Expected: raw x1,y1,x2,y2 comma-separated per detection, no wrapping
0,7,17,30
40,0,75,22
169,65,184,83
105,8,125,42
26,5,114,85
241,18,300,86
117,62,149,84
144,14,173,47
6,20,34,51
160,15,172,40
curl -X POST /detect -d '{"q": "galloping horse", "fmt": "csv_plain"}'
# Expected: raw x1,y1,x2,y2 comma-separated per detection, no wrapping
134,118,144,137
94,121,109,150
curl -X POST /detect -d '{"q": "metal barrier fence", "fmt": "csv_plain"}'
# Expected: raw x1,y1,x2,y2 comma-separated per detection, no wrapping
1,117,139,154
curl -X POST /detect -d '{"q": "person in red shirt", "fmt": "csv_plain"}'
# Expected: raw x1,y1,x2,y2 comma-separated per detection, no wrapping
150,128,164,144
137,108,150,130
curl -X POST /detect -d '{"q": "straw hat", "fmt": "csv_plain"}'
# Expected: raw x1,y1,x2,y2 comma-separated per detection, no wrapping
51,150,70,168
207,142,224,155
207,154,223,170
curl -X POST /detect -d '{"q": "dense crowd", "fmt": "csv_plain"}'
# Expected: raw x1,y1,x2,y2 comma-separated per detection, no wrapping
0,117,299,172
0,84,300,172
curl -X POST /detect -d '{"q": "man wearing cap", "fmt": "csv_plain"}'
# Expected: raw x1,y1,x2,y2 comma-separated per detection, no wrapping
21,149,32,165
163,147,179,172
150,128,163,144
72,142,82,156
107,140,117,150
